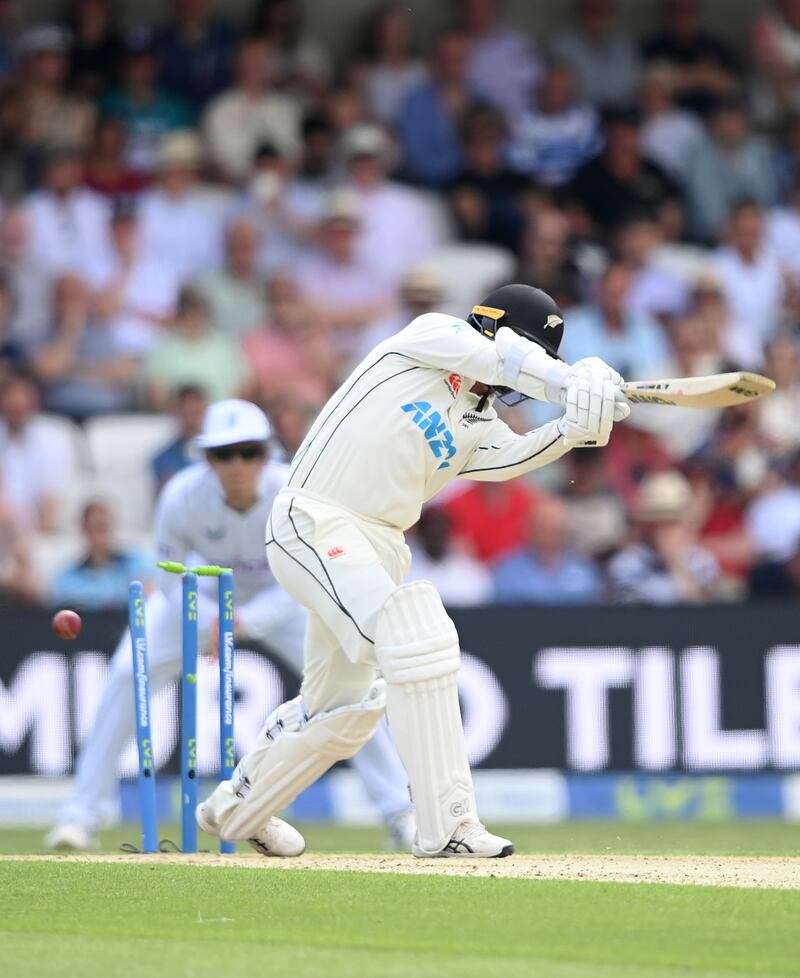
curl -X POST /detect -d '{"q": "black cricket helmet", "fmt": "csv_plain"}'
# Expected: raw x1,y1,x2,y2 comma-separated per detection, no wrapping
467,284,564,404
467,283,564,356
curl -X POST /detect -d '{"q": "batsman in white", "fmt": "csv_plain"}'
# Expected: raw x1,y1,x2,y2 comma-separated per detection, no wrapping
46,400,415,852
198,283,631,858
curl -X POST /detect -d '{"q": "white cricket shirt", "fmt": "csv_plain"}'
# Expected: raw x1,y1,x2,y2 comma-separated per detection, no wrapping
287,313,568,531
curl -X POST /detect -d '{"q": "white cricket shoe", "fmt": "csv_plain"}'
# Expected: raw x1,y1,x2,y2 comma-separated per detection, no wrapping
44,823,99,852
196,803,305,857
386,808,417,851
412,821,514,858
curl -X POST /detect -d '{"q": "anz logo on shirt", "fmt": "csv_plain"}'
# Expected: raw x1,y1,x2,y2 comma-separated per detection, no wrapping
401,401,456,469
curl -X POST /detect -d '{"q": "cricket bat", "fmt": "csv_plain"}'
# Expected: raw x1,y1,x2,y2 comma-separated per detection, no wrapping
621,371,776,408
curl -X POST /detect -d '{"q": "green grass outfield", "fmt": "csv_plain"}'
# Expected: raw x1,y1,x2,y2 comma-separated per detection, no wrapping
1,822,798,978
3,818,800,856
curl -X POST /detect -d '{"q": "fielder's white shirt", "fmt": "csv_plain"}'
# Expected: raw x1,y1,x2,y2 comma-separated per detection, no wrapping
287,313,569,531
155,460,297,634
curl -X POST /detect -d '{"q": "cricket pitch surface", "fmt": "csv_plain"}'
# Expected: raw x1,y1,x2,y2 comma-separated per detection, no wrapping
4,851,800,889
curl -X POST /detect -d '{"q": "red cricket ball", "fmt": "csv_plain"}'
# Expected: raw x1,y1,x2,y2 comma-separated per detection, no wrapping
52,609,82,641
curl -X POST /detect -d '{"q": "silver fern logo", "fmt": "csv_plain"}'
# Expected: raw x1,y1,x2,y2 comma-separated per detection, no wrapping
545,315,563,329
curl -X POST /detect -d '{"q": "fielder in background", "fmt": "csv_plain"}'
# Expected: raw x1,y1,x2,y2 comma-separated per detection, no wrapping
46,399,415,852
199,283,631,858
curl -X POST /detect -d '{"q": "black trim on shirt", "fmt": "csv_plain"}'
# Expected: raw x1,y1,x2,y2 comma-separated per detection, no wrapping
292,362,421,490
459,435,562,475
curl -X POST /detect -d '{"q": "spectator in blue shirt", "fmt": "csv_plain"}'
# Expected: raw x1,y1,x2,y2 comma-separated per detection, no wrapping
559,261,670,380
156,0,238,109
508,61,603,186
550,0,641,110
492,496,602,604
398,28,474,187
151,384,207,491
684,95,778,243
50,500,152,610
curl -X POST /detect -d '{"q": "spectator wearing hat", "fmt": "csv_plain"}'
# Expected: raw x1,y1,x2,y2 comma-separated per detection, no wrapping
450,106,529,251
684,97,778,243
18,24,95,155
141,287,248,410
398,27,474,187
22,145,113,277
190,216,267,339
551,0,641,110
492,496,602,605
569,107,679,237
83,115,149,198
85,199,180,356
293,191,397,366
100,28,194,175
508,61,603,187
406,507,492,607
136,130,225,281
607,470,720,603
342,123,436,284
203,36,301,184
155,0,238,109
67,0,123,98
50,500,152,610
356,3,429,126
458,0,543,118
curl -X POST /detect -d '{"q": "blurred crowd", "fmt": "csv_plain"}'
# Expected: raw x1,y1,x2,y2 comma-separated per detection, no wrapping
2,0,800,609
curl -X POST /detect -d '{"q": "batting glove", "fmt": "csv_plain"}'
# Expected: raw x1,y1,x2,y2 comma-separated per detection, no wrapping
557,374,619,448
562,357,631,423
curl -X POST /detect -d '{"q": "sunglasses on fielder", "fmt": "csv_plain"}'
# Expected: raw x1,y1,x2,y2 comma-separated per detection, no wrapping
207,442,267,462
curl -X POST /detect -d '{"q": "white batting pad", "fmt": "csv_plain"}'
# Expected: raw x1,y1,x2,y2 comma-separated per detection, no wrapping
375,581,477,853
208,681,386,840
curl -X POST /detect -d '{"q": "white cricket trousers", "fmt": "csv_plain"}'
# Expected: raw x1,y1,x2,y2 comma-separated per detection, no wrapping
59,588,411,830
267,490,410,717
